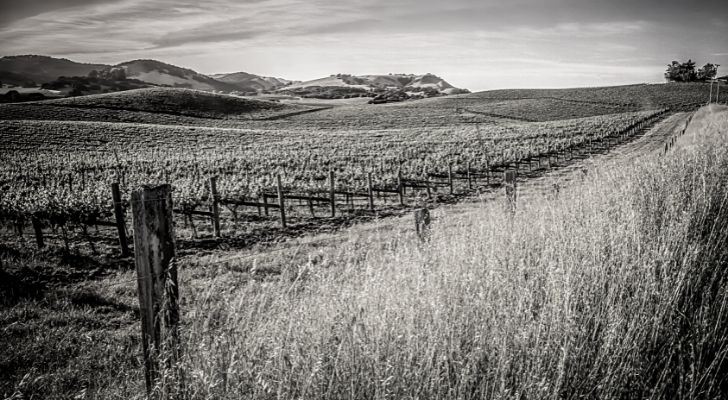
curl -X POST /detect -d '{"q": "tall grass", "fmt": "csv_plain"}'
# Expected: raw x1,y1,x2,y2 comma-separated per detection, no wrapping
154,106,728,399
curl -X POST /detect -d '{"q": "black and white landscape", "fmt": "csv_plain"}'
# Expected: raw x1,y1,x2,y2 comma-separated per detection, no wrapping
1,1,728,399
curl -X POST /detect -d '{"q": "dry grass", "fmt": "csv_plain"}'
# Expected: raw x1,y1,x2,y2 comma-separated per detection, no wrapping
105,105,728,399
3,105,726,399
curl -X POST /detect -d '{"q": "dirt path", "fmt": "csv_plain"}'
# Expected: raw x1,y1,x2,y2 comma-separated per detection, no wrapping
514,112,691,202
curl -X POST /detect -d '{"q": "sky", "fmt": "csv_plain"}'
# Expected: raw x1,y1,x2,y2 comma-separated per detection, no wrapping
0,0,726,91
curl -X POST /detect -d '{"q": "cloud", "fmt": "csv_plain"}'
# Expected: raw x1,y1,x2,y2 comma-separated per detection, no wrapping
0,0,726,90
0,0,118,28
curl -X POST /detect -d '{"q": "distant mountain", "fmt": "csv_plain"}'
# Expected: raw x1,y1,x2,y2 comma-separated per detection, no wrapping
210,71,296,93
279,73,469,99
0,55,108,86
0,55,469,101
115,59,239,92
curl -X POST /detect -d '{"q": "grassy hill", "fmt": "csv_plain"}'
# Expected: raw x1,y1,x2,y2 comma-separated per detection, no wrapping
116,60,241,92
0,55,108,86
465,83,711,111
211,71,294,93
0,83,713,130
0,88,310,124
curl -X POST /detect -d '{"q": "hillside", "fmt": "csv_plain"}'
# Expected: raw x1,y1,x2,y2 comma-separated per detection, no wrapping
465,83,710,111
0,88,307,123
0,55,108,86
0,55,468,102
210,71,295,93
115,59,239,92
46,87,290,115
279,73,469,99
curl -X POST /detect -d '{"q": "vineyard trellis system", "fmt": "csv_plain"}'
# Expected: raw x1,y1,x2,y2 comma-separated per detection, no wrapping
4,109,670,254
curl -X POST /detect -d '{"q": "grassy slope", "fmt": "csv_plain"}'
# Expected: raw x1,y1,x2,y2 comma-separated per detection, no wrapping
0,88,313,125
3,105,725,399
0,84,711,130
163,104,728,399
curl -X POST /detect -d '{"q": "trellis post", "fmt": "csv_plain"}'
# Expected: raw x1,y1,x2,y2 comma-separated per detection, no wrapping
277,174,287,227
328,170,336,217
111,182,130,257
208,176,221,237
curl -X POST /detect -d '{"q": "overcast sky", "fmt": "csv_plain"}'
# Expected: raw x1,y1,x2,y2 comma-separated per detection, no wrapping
0,0,726,91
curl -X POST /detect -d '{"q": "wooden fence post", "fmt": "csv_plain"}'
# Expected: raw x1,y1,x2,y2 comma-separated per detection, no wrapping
448,164,454,195
111,182,130,257
131,184,180,397
425,171,431,199
31,217,44,249
308,198,315,217
414,208,431,242
277,174,287,228
208,176,221,237
367,172,374,211
504,170,517,212
397,169,404,206
467,162,472,189
486,160,491,185
263,194,269,216
329,170,336,218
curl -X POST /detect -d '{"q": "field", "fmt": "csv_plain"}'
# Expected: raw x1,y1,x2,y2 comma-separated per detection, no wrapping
0,83,707,230
1,83,726,399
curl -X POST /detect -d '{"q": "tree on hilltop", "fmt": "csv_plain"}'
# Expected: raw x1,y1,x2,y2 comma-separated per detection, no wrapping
697,63,719,81
665,60,719,82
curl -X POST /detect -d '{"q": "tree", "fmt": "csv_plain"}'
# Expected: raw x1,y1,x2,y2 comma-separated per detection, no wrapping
697,63,719,81
665,60,697,82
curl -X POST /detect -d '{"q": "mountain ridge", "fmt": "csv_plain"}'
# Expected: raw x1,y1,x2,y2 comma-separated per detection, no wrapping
0,55,468,100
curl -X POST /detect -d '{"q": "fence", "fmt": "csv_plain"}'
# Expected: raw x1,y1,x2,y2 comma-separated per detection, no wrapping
19,109,670,253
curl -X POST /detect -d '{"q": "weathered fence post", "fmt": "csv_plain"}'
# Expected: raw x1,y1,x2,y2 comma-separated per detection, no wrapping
111,182,130,257
308,198,315,217
414,208,431,242
208,176,221,237
329,170,336,217
131,184,180,397
31,217,44,249
467,162,472,189
367,172,374,211
277,174,287,228
448,163,453,195
504,170,517,212
263,194,269,216
397,169,404,205
425,171,431,199
486,160,491,185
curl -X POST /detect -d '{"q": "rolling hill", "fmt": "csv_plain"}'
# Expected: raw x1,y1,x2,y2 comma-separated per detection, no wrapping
36,87,292,117
283,73,466,94
115,60,240,92
0,87,315,126
278,73,469,100
0,55,470,101
210,71,295,93
0,55,108,86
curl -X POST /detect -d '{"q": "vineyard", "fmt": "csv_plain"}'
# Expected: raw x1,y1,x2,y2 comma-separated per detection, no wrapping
2,110,665,232
0,83,713,250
